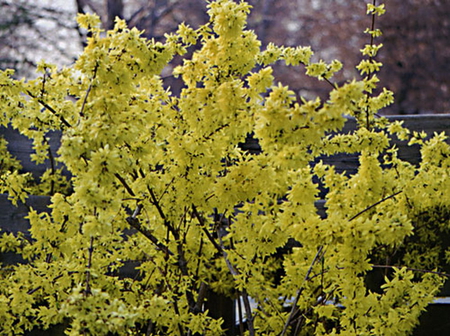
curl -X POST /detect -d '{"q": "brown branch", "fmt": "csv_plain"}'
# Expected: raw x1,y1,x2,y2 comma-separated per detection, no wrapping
44,137,56,195
281,246,325,336
140,194,198,318
365,0,378,129
27,271,79,295
27,286,42,295
372,265,450,278
175,242,196,312
126,204,173,256
192,282,208,314
79,62,99,118
143,256,184,335
26,90,72,128
216,226,255,336
368,0,377,65
293,290,331,335
348,191,402,222
157,177,175,204
164,289,185,336
127,202,196,316
40,72,47,97
84,236,94,296
115,173,136,197
148,187,167,221
148,186,179,241
192,205,222,253
203,123,230,141
324,77,336,89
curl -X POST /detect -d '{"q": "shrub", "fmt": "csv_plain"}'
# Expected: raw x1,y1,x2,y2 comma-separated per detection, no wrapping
0,1,448,335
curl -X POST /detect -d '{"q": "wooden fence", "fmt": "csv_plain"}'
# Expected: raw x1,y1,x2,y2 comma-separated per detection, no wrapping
1,114,450,335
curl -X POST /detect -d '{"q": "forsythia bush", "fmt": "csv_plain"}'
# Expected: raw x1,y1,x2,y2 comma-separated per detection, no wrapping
0,1,449,335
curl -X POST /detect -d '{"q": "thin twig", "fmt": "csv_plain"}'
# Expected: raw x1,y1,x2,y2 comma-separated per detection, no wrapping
171,296,185,336
115,173,136,197
40,72,47,98
192,205,222,253
157,177,175,204
216,227,256,336
324,77,336,89
26,90,72,128
148,186,180,241
148,187,167,221
281,246,325,336
26,271,79,295
44,137,56,195
126,204,174,256
27,286,41,295
365,0,378,129
194,234,204,280
372,265,450,278
293,290,331,335
84,236,94,296
368,0,377,65
348,191,402,222
145,191,196,312
175,242,196,311
79,62,99,118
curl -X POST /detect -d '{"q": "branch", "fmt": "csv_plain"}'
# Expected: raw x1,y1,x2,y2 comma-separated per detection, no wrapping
372,265,450,278
126,204,173,256
192,205,222,254
348,191,402,222
192,282,208,314
365,0,379,129
115,173,136,197
216,226,255,336
84,236,94,296
148,187,166,221
324,77,337,89
281,246,325,336
293,290,332,335
27,271,79,295
43,137,56,195
131,199,198,316
203,123,230,141
148,186,179,240
175,242,197,312
79,63,99,118
26,90,72,128
27,286,42,295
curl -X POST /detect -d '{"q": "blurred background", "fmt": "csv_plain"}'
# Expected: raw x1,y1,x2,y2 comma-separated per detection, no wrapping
1,0,449,115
